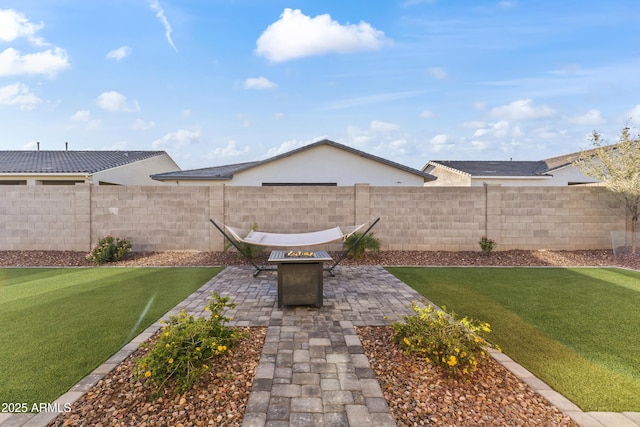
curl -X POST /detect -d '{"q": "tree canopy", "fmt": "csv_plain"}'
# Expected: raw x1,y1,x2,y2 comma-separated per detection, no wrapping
573,126,640,253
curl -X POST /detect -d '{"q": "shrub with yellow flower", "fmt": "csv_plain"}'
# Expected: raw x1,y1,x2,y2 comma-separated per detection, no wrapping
391,301,495,378
134,292,247,396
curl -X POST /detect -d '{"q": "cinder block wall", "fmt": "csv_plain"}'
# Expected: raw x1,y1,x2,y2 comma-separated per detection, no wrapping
91,185,212,251
0,184,627,252
0,185,91,251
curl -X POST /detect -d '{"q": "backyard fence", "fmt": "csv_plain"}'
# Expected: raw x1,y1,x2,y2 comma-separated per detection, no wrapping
0,183,629,253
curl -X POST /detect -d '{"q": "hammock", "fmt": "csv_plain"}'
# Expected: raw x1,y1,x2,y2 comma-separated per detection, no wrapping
224,224,365,248
209,218,380,276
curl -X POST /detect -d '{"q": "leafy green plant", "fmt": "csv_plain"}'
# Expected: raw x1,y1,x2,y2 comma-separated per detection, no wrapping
224,223,264,260
391,302,495,377
343,232,381,259
86,235,132,264
135,292,246,396
478,236,496,256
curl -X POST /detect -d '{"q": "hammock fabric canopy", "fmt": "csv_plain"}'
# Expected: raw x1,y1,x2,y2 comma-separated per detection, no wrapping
224,223,365,248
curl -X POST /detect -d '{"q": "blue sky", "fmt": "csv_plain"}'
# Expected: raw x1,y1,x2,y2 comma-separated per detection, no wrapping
1,1,639,171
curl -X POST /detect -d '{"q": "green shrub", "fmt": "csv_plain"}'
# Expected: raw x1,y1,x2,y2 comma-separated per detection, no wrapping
86,235,132,264
135,292,246,396
224,223,264,260
343,232,381,259
478,236,497,256
391,302,495,377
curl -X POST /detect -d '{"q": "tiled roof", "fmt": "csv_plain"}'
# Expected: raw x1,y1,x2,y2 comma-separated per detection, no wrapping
427,145,617,177
0,151,167,174
151,161,261,180
152,139,435,181
427,160,549,177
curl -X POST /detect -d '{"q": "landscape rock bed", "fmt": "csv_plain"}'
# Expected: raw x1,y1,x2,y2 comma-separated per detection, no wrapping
358,326,578,426
1,248,639,270
50,328,266,427
2,249,630,425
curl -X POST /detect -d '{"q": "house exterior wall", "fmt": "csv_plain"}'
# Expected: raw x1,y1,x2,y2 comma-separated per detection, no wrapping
544,166,601,185
423,165,471,186
0,153,180,186
0,184,625,252
224,145,426,186
426,164,600,187
91,153,180,185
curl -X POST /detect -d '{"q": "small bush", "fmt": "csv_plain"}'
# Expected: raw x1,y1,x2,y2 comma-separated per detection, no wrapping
87,235,131,264
343,232,381,259
391,302,495,377
478,236,497,256
135,292,246,396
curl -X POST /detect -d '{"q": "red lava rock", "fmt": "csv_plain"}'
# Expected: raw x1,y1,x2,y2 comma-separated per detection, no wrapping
9,249,626,426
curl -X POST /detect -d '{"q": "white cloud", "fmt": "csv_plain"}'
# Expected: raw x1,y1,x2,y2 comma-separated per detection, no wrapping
490,99,556,121
206,140,250,159
470,120,523,139
419,109,435,119
147,0,178,52
470,140,490,151
427,67,448,80
70,110,91,122
567,109,605,126
151,129,200,150
427,134,455,154
462,120,486,129
244,76,277,90
97,91,139,112
69,110,101,129
326,90,424,110
0,9,44,45
106,46,132,61
626,104,640,126
132,118,156,130
370,120,399,132
266,138,315,157
255,8,387,62
0,47,70,77
0,82,41,109
181,109,191,117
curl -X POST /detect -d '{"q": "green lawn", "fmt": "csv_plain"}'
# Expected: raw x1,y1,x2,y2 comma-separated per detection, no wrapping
386,267,640,412
0,267,221,406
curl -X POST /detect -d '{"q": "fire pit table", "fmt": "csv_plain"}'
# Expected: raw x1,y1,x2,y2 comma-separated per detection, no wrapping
268,250,333,308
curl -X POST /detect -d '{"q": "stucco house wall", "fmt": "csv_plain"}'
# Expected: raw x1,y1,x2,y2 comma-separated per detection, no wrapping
91,154,180,185
0,151,180,186
152,140,433,187
421,164,471,186
228,144,426,186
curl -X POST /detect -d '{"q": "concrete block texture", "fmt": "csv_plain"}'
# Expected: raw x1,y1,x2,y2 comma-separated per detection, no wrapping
0,184,626,252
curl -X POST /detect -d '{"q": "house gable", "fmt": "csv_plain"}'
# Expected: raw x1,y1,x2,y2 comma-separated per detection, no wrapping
0,151,179,185
152,139,434,186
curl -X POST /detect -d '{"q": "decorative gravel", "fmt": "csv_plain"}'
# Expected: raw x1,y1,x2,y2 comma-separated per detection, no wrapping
1,248,639,270
2,249,633,426
50,328,266,427
358,326,577,426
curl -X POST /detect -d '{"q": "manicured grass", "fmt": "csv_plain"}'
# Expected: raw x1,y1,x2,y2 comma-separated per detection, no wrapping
0,267,221,406
386,267,640,412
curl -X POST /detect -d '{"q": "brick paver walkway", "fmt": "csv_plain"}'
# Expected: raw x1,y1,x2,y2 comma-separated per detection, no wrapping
3,265,638,427
180,265,421,427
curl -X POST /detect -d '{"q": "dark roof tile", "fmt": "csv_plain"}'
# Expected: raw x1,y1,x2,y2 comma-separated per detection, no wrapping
0,151,167,174
152,139,435,181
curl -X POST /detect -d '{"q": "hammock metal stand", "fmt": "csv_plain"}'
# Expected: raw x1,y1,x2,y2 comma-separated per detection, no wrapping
209,217,380,277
